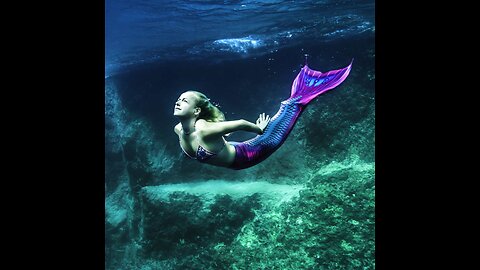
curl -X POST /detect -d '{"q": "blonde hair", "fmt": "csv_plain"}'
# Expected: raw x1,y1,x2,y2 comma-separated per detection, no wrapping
187,91,225,122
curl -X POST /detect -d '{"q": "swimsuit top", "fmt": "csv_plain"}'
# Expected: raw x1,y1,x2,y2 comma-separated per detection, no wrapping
179,136,226,162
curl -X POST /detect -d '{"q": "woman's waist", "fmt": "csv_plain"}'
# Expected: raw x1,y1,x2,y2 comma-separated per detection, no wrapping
200,143,236,166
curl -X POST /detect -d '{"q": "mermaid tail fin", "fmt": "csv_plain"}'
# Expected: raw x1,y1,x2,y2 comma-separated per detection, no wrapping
290,59,353,106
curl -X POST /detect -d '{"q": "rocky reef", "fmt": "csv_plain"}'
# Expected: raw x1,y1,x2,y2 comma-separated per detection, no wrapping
105,53,375,269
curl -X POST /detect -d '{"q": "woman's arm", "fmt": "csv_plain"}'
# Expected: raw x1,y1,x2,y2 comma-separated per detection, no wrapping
199,115,270,139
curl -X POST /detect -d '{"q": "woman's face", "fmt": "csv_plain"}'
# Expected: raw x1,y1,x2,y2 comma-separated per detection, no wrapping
174,92,198,118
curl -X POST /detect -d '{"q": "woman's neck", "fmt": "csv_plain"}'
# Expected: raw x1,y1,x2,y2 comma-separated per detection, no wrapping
180,118,197,135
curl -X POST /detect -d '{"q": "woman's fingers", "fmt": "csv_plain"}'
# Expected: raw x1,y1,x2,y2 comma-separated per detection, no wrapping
257,113,270,124
259,113,268,121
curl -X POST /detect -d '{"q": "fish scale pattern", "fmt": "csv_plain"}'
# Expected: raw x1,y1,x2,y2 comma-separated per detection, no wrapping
228,62,352,170
245,96,302,150
229,97,305,170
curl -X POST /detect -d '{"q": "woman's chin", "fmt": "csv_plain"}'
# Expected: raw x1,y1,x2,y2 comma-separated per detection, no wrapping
173,111,184,117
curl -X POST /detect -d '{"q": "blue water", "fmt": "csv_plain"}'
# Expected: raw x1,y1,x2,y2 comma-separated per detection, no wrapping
106,0,374,78
105,1,375,269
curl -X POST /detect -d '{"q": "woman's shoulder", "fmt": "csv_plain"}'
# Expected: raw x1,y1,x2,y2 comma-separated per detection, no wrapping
197,119,226,131
196,119,220,138
196,119,210,127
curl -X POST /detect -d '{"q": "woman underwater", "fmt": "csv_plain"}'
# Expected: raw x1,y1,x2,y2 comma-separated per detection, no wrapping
174,61,352,170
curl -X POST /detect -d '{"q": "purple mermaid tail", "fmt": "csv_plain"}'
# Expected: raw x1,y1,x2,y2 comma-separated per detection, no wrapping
291,60,353,106
228,61,353,170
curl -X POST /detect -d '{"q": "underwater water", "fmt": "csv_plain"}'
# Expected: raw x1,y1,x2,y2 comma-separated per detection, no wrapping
105,0,375,269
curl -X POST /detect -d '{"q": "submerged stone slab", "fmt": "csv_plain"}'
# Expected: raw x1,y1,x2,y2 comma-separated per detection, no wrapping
138,180,304,260
142,180,304,208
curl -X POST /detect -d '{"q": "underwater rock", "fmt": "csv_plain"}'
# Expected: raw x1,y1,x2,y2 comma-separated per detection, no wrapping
138,180,304,260
105,183,134,269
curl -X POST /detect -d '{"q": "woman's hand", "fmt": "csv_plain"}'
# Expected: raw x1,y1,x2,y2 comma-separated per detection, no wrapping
256,113,270,133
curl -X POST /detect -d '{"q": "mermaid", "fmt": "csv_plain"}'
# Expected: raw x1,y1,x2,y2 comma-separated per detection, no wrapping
174,60,352,170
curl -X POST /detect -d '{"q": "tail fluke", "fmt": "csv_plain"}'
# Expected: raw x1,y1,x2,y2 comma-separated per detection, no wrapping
290,60,353,106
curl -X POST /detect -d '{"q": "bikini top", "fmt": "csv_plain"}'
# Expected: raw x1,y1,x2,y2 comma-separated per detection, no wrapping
179,136,226,162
